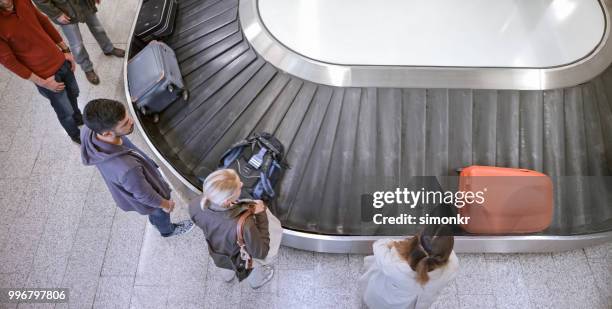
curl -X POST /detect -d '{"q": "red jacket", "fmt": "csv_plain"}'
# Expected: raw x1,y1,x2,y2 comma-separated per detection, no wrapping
0,0,65,79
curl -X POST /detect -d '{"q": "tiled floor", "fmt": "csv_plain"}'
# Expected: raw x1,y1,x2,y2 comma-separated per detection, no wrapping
0,1,611,308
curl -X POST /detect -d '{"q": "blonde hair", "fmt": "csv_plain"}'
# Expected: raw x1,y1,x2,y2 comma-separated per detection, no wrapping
201,169,241,208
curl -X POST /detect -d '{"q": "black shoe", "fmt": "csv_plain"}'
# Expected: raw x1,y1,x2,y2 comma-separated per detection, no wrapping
71,136,81,145
75,118,84,126
104,47,125,58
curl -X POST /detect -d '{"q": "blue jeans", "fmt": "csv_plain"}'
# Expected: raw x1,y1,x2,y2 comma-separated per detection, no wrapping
36,61,82,140
148,208,176,236
60,14,113,73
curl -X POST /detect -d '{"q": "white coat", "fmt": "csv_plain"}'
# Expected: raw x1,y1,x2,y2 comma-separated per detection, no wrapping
359,239,459,309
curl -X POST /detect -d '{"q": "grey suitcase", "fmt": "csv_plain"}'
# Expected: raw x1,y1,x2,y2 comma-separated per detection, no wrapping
127,40,188,116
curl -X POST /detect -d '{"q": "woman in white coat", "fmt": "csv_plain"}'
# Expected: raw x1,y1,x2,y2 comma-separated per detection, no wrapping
360,226,459,309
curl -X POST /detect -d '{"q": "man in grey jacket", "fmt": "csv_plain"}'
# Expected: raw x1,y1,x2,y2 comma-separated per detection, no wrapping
81,98,193,237
33,0,124,85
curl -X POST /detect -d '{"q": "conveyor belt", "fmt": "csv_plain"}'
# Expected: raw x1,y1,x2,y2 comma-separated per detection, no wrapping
130,0,612,238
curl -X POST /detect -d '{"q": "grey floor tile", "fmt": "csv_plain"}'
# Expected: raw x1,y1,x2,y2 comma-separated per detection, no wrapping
25,222,76,288
487,259,532,309
56,173,93,194
588,258,612,307
239,292,277,309
93,276,134,309
113,210,147,230
0,217,46,274
277,247,315,270
129,286,168,309
134,224,176,286
88,172,109,193
166,230,209,287
313,252,351,289
0,271,27,289
458,294,497,309
277,269,314,307
44,192,87,231
551,251,598,293
584,243,612,261
62,227,112,297
348,253,366,274
56,277,99,309
0,177,30,221
313,288,353,309
203,266,241,309
100,221,145,277
455,254,494,295
165,283,207,308
19,193,55,223
24,254,70,289
0,151,39,179
79,191,116,230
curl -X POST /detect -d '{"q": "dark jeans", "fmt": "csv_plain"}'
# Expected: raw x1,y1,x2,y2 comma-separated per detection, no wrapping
148,208,175,236
36,61,83,139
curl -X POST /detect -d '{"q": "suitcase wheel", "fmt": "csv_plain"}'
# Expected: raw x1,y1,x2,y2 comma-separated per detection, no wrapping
182,89,189,101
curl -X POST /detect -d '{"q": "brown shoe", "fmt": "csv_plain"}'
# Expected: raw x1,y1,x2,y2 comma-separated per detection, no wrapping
85,70,100,85
104,47,125,58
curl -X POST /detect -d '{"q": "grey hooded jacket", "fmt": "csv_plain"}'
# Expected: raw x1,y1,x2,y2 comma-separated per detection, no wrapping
81,126,171,215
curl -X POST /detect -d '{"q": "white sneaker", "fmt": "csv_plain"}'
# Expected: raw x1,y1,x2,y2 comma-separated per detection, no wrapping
248,265,274,289
219,268,236,283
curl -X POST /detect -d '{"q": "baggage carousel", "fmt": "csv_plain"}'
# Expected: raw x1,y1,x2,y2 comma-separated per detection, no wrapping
124,0,612,253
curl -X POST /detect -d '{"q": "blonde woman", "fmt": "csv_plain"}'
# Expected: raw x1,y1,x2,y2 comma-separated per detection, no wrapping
360,226,459,309
188,169,281,289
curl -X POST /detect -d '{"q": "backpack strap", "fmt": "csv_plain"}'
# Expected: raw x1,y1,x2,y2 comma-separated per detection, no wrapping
236,208,254,270
219,138,253,168
255,136,282,157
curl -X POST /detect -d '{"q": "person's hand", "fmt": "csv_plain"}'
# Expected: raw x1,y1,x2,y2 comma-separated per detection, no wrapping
160,199,175,213
64,52,77,72
41,76,65,92
56,13,71,24
253,200,266,214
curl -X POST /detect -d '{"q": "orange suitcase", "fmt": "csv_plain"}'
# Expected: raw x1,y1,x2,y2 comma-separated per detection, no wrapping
458,166,553,234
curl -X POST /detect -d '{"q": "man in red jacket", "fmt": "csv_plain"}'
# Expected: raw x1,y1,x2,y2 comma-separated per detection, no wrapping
0,0,83,144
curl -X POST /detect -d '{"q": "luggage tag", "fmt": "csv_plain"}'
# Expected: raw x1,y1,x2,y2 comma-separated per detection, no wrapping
247,148,267,169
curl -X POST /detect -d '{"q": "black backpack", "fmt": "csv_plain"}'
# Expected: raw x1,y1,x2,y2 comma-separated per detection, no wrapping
218,133,287,201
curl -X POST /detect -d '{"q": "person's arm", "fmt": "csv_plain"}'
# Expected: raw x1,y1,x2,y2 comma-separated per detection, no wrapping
31,0,64,22
121,166,173,211
0,39,66,91
29,1,64,43
0,39,33,79
243,214,270,260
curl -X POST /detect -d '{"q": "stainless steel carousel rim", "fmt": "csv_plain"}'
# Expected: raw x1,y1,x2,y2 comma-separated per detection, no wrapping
240,0,612,90
123,0,612,253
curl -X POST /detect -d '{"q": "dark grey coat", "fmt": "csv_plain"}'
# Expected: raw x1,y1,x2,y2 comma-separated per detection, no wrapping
33,0,98,24
189,198,270,270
